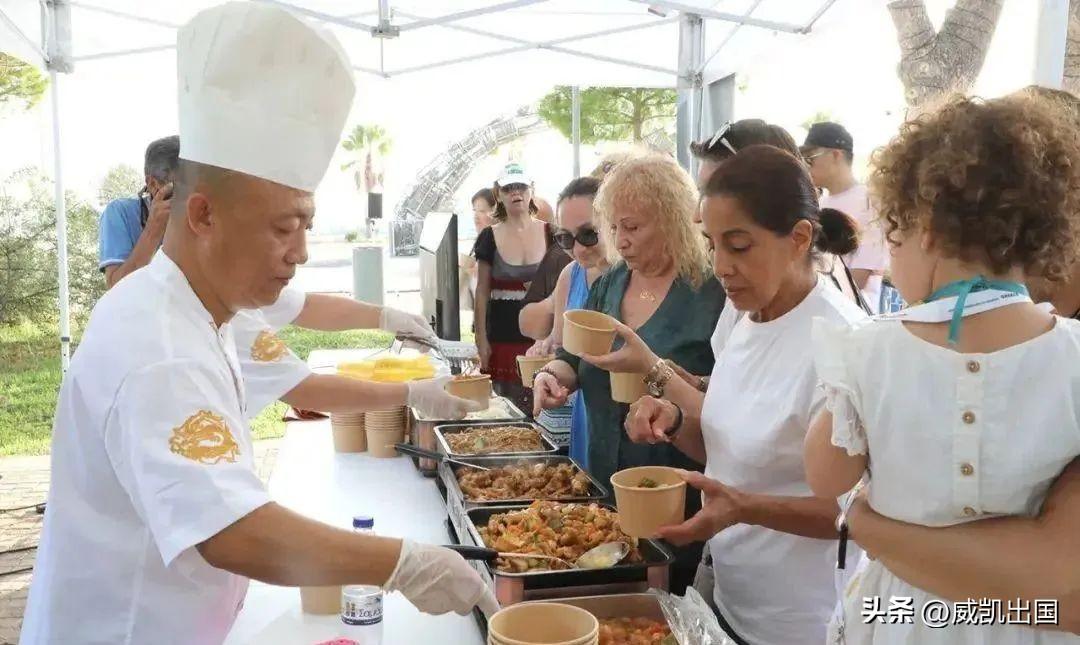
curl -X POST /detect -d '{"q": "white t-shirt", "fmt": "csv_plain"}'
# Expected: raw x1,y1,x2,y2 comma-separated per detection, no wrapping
20,252,272,644
821,184,887,313
702,277,867,645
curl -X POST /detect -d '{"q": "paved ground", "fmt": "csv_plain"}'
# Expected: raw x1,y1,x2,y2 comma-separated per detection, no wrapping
0,440,282,644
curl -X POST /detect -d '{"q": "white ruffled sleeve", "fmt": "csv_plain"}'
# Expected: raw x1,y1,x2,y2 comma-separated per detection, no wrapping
811,317,868,456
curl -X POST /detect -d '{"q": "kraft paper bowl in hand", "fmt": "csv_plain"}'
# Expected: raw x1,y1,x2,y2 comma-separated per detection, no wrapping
609,371,648,404
562,310,617,358
488,602,599,645
516,355,554,388
610,466,686,538
445,374,493,405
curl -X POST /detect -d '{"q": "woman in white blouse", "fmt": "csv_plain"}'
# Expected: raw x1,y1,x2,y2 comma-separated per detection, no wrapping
603,145,868,644
804,96,1080,643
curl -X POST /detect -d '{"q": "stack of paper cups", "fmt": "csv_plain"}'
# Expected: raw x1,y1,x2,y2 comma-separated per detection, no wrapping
331,412,366,453
366,407,406,458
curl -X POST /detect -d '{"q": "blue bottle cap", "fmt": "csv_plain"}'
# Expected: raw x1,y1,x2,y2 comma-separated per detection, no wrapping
353,515,375,530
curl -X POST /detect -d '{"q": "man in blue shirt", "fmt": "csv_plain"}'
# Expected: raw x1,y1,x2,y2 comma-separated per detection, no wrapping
99,136,178,288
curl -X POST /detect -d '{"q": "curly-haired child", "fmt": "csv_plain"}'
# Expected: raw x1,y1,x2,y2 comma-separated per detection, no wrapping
804,93,1080,644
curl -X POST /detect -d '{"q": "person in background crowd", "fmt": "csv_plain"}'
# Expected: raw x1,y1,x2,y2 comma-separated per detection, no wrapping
805,94,1080,644
618,146,867,644
519,154,631,343
802,121,888,313
473,163,555,410
690,120,867,314
523,176,610,467
99,136,179,288
534,196,555,225
533,154,724,594
461,188,497,310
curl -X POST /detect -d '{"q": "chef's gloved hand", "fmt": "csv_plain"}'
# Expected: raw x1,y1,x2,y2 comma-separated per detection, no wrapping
380,306,437,343
406,375,485,419
384,540,499,616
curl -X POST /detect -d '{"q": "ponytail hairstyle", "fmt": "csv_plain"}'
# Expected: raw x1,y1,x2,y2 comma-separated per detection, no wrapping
704,144,859,261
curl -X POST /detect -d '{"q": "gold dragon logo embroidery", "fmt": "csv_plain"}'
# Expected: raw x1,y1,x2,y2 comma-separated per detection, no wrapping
251,329,287,362
169,410,240,465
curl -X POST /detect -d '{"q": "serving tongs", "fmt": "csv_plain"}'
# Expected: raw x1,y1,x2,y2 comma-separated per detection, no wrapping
444,542,631,570
392,443,491,471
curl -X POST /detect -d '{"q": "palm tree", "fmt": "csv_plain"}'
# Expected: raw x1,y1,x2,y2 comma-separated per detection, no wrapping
341,124,393,239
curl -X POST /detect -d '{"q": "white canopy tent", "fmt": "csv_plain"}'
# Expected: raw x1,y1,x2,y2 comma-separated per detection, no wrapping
0,0,1070,370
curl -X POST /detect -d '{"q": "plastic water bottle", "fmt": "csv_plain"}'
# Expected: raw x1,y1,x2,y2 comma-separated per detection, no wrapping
341,516,383,645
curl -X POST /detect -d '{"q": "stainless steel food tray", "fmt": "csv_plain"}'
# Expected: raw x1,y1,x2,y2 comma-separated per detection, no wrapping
434,421,557,458
408,398,526,475
439,455,607,508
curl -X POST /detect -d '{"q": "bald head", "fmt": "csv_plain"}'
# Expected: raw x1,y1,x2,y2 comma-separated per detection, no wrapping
166,158,313,314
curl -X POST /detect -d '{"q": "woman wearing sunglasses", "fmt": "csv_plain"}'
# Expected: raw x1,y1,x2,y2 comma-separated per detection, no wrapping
522,176,611,467
473,163,556,408
532,154,725,593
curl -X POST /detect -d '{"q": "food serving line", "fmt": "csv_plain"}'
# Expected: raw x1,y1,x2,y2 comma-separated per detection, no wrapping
228,343,681,644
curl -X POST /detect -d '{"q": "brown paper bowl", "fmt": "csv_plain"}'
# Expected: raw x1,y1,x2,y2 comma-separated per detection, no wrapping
561,310,617,357
331,413,367,453
366,428,402,458
609,371,648,404
610,466,686,538
445,374,493,405
488,602,599,645
299,585,341,615
517,355,554,387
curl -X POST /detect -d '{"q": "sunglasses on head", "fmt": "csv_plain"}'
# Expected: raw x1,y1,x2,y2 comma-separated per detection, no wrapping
705,122,739,155
554,226,600,250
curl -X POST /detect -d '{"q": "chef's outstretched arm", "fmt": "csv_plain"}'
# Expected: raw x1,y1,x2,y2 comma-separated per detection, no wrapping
848,457,1080,634
283,291,435,341
280,373,482,419
198,503,497,616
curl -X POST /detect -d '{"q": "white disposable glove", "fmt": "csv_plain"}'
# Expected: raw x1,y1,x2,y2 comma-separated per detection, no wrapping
407,375,485,419
380,306,437,343
384,540,500,616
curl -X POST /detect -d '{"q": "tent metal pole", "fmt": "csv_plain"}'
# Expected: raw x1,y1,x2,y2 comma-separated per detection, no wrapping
698,0,762,74
397,0,549,32
67,2,179,29
0,7,48,63
73,44,175,62
626,0,802,33
1033,0,1069,88
676,13,703,172
572,85,581,177
49,68,71,372
254,0,375,32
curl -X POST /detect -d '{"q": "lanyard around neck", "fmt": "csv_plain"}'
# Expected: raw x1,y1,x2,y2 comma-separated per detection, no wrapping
877,276,1030,345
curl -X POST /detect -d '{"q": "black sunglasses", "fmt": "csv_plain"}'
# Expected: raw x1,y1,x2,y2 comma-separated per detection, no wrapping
553,226,599,250
499,183,529,193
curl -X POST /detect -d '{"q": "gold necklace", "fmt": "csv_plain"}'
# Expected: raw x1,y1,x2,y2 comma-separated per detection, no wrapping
639,289,657,302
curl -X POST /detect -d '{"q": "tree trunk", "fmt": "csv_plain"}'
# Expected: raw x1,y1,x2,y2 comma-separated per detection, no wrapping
631,96,643,142
1065,0,1080,94
888,0,1004,109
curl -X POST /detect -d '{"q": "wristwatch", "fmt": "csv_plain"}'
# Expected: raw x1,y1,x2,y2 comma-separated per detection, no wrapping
644,358,676,398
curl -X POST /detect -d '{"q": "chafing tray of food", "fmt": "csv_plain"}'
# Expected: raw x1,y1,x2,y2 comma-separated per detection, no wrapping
462,502,673,606
435,421,557,459
524,593,673,642
440,455,608,508
407,397,527,475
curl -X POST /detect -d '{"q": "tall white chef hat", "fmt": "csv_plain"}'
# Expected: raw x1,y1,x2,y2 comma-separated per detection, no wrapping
177,2,356,192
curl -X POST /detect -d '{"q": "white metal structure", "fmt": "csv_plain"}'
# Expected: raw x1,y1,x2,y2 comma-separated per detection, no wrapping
0,0,1068,370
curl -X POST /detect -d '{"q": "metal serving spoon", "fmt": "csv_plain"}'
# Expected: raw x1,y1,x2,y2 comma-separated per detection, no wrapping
445,541,630,570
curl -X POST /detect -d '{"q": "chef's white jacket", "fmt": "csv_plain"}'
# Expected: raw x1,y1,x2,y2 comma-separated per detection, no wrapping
232,284,312,416
20,253,288,644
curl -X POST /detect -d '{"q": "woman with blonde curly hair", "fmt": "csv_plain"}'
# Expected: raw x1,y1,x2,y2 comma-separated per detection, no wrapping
804,93,1080,643
533,153,725,593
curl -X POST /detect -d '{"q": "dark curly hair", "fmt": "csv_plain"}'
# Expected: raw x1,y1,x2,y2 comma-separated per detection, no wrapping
869,95,1080,282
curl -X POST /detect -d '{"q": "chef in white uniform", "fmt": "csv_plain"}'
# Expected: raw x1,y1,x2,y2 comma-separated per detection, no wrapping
19,4,494,644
